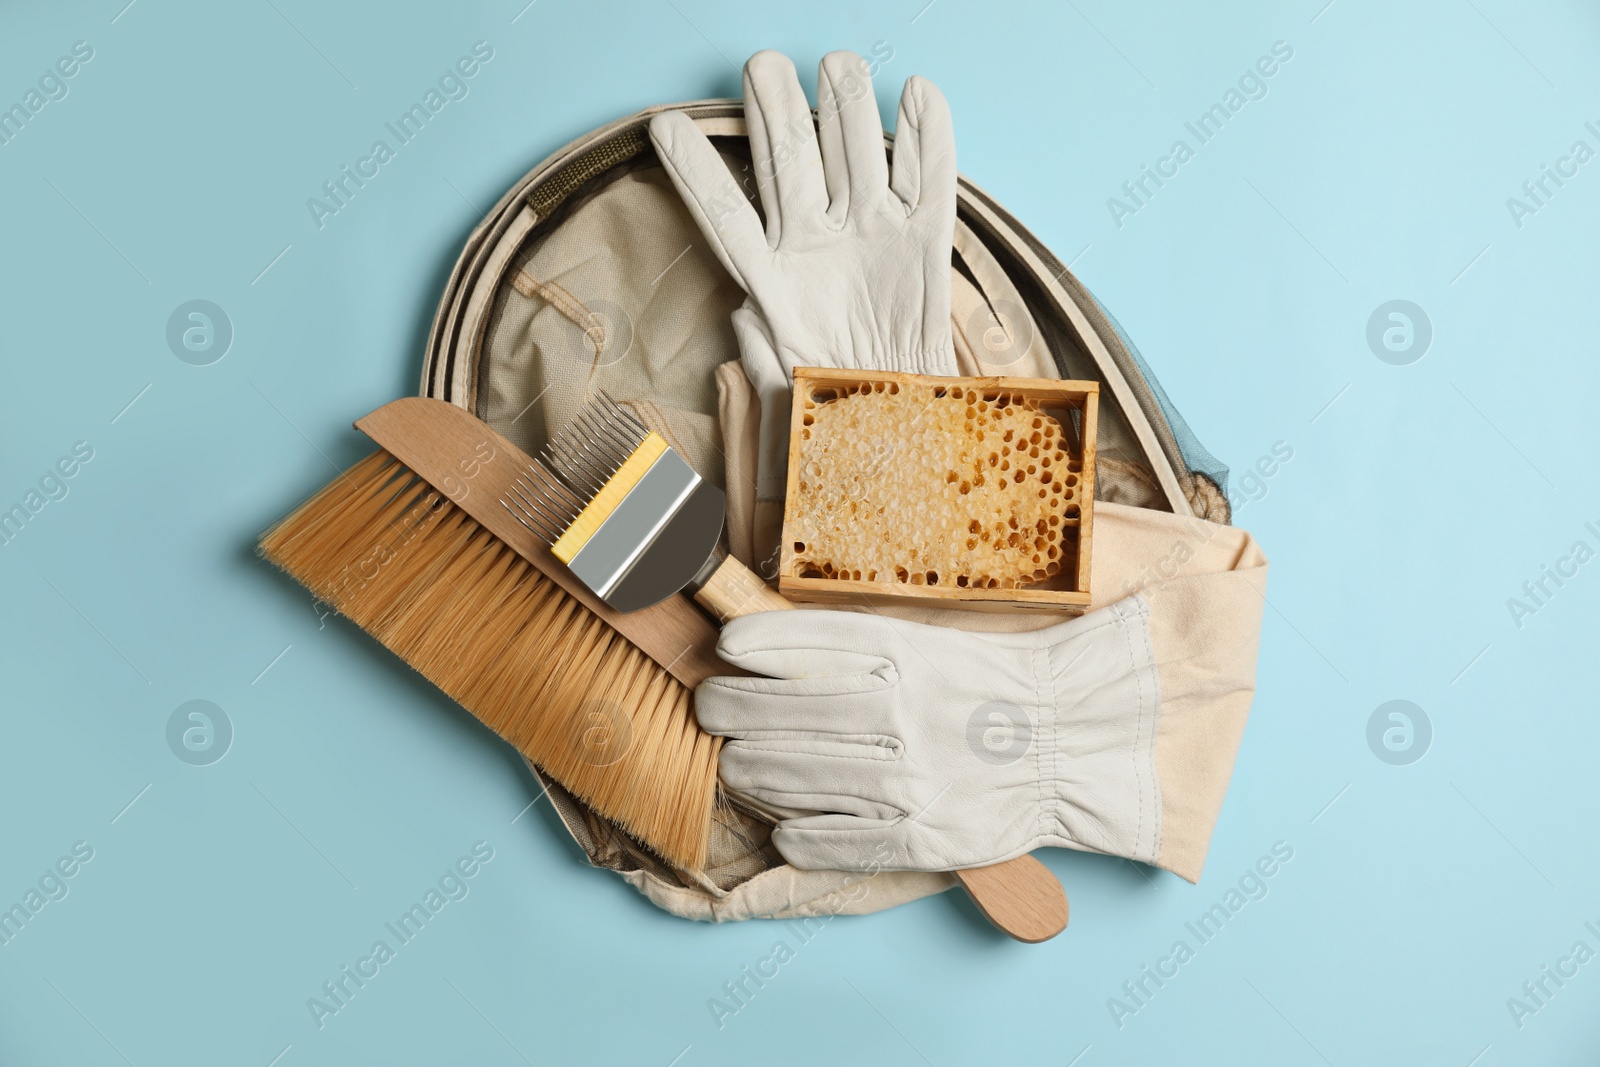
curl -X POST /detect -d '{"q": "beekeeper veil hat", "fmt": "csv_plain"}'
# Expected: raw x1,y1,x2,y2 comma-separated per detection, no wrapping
418,89,1263,921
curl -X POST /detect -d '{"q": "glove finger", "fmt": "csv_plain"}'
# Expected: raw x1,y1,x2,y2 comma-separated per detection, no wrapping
740,791,899,823
648,111,768,289
720,743,900,814
813,58,850,227
730,309,793,502
889,74,956,219
816,51,889,224
718,610,965,694
715,610,911,679
743,50,827,243
770,814,902,872
695,675,895,737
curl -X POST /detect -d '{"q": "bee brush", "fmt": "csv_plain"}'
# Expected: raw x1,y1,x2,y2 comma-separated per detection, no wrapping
258,397,735,870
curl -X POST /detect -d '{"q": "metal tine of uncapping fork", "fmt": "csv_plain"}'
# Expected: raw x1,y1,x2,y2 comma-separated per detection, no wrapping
540,413,612,495
527,463,587,523
501,489,563,543
562,399,647,484
573,403,637,468
542,433,612,499
501,463,582,545
598,391,647,431
541,403,629,496
550,402,624,475
595,392,649,450
566,404,626,470
526,453,587,510
561,391,643,452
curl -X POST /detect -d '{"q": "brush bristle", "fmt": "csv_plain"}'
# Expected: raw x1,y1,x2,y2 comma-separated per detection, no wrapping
259,450,720,871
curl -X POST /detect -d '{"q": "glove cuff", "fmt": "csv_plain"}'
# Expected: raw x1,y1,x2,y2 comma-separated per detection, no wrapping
1034,596,1163,864
876,344,957,377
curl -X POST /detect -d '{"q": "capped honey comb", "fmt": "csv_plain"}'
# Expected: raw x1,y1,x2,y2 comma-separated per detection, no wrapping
790,381,1077,589
780,369,1097,615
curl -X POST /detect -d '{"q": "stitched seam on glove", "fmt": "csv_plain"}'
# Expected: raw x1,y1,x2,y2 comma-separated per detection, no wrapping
716,638,902,668
976,609,1133,652
1118,607,1147,858
1038,601,1158,857
874,345,956,374
727,740,902,761
1129,597,1162,861
1030,640,1050,850
721,730,901,747
701,674,892,698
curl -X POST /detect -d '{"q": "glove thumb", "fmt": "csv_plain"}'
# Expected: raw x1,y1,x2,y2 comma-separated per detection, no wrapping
732,305,792,502
771,814,903,872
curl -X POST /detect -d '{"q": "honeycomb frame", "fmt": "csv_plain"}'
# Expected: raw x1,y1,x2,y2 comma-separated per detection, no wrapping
780,368,1097,615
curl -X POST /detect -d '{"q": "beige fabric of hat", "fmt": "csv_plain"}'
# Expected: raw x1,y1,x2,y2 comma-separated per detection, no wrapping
419,99,1263,921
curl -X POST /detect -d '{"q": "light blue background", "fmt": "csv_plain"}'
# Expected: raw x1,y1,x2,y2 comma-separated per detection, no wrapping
2,1,1596,1064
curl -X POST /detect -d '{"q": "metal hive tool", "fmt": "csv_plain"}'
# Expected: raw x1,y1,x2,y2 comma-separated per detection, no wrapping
501,393,728,614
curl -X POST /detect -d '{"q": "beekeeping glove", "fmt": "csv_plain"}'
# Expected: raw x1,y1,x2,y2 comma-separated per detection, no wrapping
695,597,1162,872
649,49,958,502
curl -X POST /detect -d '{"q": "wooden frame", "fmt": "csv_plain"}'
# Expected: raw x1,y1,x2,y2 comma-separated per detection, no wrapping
779,368,1098,615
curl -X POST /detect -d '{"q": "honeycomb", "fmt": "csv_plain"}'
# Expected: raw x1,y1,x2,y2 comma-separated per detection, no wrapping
789,380,1081,590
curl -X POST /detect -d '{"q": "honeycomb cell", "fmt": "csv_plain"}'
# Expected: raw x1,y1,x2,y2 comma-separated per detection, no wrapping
789,382,1076,590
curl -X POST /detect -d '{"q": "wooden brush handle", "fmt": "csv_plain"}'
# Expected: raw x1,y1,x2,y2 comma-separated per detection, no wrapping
699,554,1068,944
694,555,795,621
953,857,1068,943
356,398,733,689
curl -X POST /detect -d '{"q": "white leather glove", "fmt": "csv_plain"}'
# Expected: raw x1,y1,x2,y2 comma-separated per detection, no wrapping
649,50,959,500
695,598,1163,872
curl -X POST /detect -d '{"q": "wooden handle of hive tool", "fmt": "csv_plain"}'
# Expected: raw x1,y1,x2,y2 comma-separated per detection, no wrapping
694,554,799,620
695,554,1069,944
